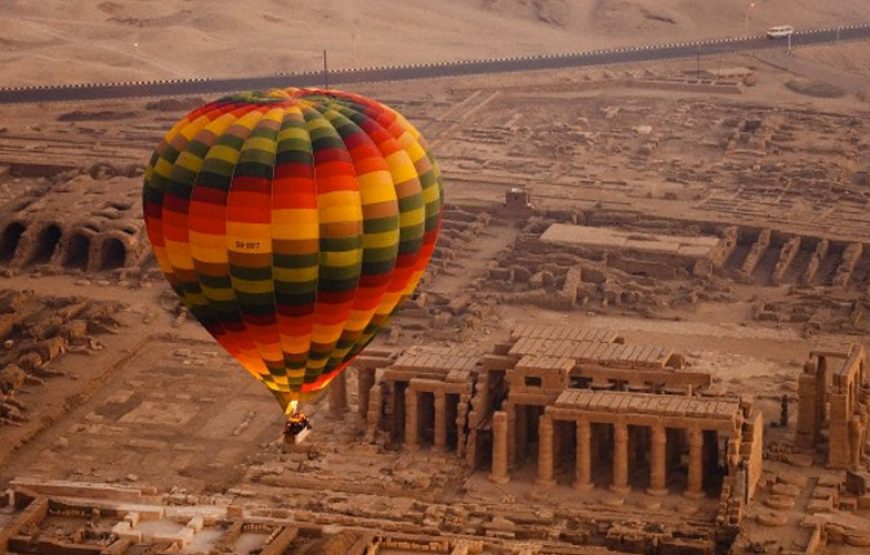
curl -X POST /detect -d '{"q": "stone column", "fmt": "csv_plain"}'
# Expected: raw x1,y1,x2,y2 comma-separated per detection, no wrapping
574,419,593,491
610,421,629,494
434,391,448,451
456,393,469,458
490,411,509,484
328,371,348,415
686,427,704,498
648,424,667,496
357,367,375,419
364,384,382,441
404,388,418,449
537,414,555,486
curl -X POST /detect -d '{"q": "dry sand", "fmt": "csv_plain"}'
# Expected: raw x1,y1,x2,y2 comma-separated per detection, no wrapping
1,0,869,86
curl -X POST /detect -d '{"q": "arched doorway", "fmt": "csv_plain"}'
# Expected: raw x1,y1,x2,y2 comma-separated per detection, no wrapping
28,225,62,265
0,223,25,263
63,234,90,269
99,238,127,270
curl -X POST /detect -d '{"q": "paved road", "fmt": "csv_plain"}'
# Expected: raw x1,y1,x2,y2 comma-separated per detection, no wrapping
0,24,868,104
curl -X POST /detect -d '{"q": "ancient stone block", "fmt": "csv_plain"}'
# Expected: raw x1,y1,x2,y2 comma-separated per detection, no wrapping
59,320,89,340
16,352,42,370
0,364,26,393
36,336,66,362
845,471,868,496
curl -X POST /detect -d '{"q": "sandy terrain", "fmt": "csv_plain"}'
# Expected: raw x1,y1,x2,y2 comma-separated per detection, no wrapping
1,0,870,86
0,2,869,550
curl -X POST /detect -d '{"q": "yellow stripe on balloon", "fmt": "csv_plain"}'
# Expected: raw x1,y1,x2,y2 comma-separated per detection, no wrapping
403,272,426,296
323,249,362,268
201,285,236,302
305,116,333,132
357,171,397,203
422,184,440,204
180,115,211,141
237,110,266,129
385,152,418,183
246,136,278,154
207,112,240,135
317,192,363,223
305,356,329,370
397,134,427,163
281,337,312,354
164,117,189,139
373,290,403,317
150,246,174,275
317,190,361,209
164,240,196,270
399,207,425,228
363,230,400,249
273,266,319,282
175,151,205,173
189,230,229,249
312,322,344,340
153,158,175,179
189,246,227,264
271,210,319,239
231,277,278,295
207,145,244,165
345,309,377,330
277,124,309,142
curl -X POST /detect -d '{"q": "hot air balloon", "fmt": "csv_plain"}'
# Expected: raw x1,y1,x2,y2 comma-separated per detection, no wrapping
142,87,443,427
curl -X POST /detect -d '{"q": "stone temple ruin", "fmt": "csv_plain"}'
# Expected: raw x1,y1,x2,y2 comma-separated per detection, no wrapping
0,174,146,275
797,343,868,470
353,325,765,542
1,484,484,555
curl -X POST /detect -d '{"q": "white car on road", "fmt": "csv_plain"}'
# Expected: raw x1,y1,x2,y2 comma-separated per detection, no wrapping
767,25,795,39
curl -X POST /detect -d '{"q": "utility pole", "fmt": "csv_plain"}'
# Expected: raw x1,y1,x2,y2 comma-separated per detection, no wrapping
787,32,792,55
323,49,329,89
744,2,754,36
696,47,701,81
836,27,841,45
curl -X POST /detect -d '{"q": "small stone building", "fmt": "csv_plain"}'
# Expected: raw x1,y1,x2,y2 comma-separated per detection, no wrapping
359,345,477,455
797,342,868,468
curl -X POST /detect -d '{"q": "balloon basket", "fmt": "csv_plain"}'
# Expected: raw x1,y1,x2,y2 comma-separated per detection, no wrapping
283,426,311,446
282,413,312,448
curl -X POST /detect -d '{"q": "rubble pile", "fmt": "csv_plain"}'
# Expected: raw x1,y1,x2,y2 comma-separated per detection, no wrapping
0,289,124,426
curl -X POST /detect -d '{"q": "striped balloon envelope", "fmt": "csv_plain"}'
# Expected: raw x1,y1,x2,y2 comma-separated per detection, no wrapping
142,87,443,417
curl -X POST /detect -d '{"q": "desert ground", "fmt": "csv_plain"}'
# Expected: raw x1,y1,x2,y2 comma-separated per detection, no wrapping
2,0,870,85
1,2,870,555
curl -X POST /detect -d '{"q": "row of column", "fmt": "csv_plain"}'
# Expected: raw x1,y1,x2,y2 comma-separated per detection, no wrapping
491,412,706,498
